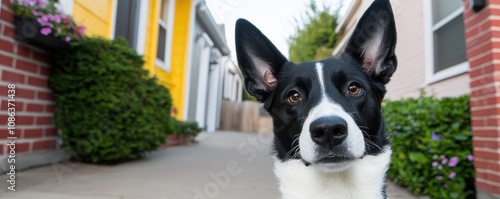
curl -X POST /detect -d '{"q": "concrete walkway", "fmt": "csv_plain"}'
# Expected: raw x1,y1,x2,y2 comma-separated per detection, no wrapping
0,131,419,199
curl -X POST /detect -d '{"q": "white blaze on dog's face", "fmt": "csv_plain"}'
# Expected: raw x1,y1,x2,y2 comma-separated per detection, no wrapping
298,63,365,172
235,0,397,173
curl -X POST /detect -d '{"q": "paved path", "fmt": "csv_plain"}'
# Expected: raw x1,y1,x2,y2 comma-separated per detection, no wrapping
0,131,419,199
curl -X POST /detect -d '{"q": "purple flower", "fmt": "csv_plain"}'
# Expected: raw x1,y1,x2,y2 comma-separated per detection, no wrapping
53,15,62,23
433,155,438,159
430,114,435,119
443,183,448,189
431,131,443,141
37,17,46,25
448,156,459,167
449,172,456,179
432,161,438,167
40,1,47,8
79,26,86,35
438,165,443,170
36,0,47,8
46,14,54,21
396,125,401,130
468,154,474,162
27,0,35,6
436,175,443,181
42,15,49,22
441,157,448,165
40,27,51,35
65,36,71,42
31,8,41,16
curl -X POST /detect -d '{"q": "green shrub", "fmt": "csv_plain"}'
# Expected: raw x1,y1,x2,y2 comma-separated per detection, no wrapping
383,95,475,198
171,119,202,137
49,37,173,164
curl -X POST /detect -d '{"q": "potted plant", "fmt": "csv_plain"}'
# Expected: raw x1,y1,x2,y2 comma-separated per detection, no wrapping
163,108,202,147
9,0,85,51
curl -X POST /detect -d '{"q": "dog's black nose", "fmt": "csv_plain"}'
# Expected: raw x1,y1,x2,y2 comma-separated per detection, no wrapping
309,116,348,147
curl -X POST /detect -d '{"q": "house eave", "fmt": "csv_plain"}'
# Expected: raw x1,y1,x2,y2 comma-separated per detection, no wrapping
196,2,231,56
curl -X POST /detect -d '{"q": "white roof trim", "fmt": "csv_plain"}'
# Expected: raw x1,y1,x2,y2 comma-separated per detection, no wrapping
332,25,355,57
335,0,361,33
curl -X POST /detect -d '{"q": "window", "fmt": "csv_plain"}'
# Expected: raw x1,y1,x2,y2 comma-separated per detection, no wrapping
156,0,175,71
425,0,468,84
114,0,141,50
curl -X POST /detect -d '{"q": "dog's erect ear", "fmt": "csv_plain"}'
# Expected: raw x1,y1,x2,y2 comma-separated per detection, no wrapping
235,19,288,102
344,0,397,84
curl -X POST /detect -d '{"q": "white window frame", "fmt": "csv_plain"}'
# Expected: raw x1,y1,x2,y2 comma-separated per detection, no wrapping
109,0,118,39
135,0,148,55
156,0,176,72
424,0,468,85
56,0,74,16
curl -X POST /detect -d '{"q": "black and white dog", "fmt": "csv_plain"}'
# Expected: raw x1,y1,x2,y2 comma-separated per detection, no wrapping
235,0,396,198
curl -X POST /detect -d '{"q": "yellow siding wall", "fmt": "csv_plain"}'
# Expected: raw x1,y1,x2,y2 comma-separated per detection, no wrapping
144,0,160,76
72,0,193,120
72,0,114,38
146,0,192,120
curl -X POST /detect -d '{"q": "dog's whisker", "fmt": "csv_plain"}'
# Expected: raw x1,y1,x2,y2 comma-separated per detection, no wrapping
361,129,371,138
364,138,383,152
291,137,300,146
284,146,298,159
358,125,369,130
283,145,299,160
294,147,300,157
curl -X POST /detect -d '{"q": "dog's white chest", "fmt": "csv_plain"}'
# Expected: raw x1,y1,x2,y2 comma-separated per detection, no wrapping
274,149,392,199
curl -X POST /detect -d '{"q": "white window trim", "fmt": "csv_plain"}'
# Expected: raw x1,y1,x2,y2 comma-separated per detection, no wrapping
423,0,468,85
156,0,176,72
57,0,74,16
136,0,149,55
109,0,118,39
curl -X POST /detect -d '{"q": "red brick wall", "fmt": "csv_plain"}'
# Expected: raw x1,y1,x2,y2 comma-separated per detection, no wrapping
0,0,57,157
464,0,500,197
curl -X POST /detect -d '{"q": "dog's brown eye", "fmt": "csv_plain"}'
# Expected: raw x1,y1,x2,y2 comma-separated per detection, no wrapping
347,84,362,95
287,92,302,104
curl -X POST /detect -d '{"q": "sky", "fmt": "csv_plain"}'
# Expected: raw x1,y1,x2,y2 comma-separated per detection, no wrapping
205,0,346,60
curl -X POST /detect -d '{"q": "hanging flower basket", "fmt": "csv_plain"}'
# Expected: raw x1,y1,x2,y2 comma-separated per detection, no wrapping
9,0,86,52
14,16,70,51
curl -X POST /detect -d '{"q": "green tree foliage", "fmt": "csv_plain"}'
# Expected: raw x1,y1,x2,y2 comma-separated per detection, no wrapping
288,1,340,63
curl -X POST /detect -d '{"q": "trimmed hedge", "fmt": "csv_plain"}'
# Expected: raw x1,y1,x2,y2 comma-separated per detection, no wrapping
383,95,475,199
49,37,173,164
